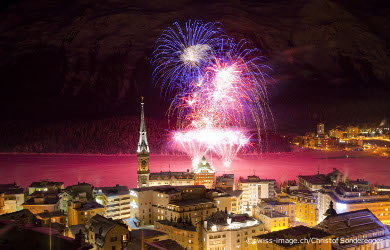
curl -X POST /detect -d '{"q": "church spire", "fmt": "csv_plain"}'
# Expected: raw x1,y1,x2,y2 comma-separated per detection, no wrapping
137,97,149,153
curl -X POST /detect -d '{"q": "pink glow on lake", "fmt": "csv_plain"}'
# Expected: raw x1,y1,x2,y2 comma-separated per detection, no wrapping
0,150,389,188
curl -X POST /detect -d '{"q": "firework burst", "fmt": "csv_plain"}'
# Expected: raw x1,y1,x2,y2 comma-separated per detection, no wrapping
152,20,226,94
152,21,274,169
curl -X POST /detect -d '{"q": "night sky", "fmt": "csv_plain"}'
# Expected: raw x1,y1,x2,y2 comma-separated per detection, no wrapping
0,0,389,134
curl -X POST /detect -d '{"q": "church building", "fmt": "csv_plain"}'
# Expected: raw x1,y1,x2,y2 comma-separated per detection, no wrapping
136,99,215,188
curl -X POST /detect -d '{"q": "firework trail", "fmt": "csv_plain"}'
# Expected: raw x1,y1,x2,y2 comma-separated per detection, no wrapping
152,21,274,168
151,20,226,94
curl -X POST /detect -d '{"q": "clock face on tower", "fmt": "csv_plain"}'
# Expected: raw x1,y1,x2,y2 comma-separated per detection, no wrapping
138,157,149,172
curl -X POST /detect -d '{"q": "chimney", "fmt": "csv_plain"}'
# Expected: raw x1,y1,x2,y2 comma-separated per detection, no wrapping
227,218,232,224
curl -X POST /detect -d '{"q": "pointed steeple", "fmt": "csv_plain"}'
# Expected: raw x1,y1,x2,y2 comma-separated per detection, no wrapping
137,97,150,154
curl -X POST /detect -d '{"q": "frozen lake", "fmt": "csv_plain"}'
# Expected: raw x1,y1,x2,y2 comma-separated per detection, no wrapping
0,150,389,188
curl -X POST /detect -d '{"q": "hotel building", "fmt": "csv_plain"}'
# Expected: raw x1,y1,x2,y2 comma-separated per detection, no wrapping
317,186,390,224
237,175,276,214
96,185,131,220
202,211,264,250
129,185,217,226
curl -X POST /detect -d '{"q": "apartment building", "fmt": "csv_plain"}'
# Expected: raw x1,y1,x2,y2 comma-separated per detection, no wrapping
97,185,131,220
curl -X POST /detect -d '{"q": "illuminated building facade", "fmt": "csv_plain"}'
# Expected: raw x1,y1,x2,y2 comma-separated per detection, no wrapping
86,214,130,250
316,209,390,250
202,211,264,249
237,175,276,214
22,192,60,214
67,200,104,226
317,123,325,135
253,208,289,232
347,126,359,138
298,168,342,191
318,186,390,225
97,185,131,220
36,210,66,226
154,220,200,250
193,156,215,189
28,180,64,195
208,189,244,214
0,183,25,212
149,171,195,187
285,190,319,226
256,198,296,223
215,174,235,190
129,185,214,226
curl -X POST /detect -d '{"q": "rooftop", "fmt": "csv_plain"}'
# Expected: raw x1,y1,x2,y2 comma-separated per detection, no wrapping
98,185,129,196
298,174,331,185
255,226,332,247
29,181,64,188
149,171,194,180
36,211,65,219
170,198,215,207
155,219,197,232
131,228,167,239
74,201,104,211
87,214,127,238
260,210,289,219
131,185,205,193
316,209,390,238
0,183,24,194
239,175,276,183
23,196,59,205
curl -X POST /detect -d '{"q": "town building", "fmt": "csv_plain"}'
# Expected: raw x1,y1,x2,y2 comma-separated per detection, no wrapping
316,207,390,249
317,186,390,224
95,185,131,220
129,185,216,226
154,219,199,250
68,200,104,226
149,171,195,187
237,175,276,214
201,211,264,249
256,198,296,222
253,207,289,232
215,174,235,190
85,214,130,250
28,180,64,195
298,168,343,191
207,188,244,214
22,192,60,214
0,183,25,213
60,182,94,214
317,123,325,135
286,190,319,226
193,156,215,189
253,225,333,250
347,126,359,138
36,210,67,227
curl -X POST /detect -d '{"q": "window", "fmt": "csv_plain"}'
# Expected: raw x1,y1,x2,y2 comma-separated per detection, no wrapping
112,246,116,250
111,236,117,242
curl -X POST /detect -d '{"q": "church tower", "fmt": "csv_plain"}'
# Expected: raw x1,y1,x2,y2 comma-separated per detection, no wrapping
137,97,150,188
